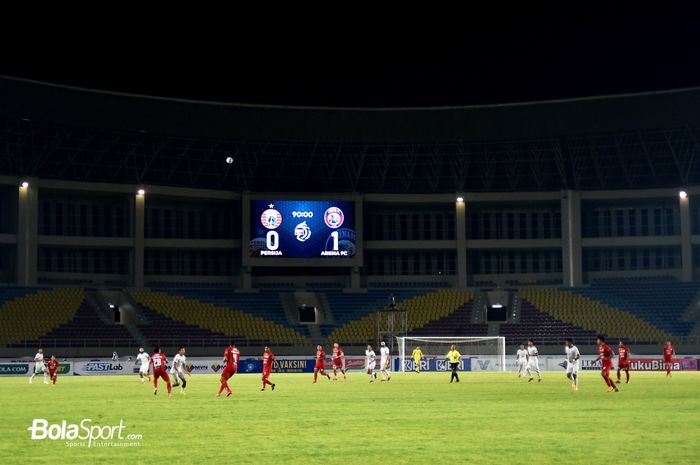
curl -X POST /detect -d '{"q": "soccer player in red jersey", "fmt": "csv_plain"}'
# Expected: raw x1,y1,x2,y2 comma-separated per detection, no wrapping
150,347,172,397
261,346,276,391
217,341,239,398
313,345,331,383
616,340,631,384
593,336,618,392
332,342,347,381
663,340,675,378
46,355,59,385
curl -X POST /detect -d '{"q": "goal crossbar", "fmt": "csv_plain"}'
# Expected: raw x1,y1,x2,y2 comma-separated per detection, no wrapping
396,336,506,372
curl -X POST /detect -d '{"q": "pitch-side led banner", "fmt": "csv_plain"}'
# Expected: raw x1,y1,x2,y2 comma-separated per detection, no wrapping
2,355,696,375
579,356,697,371
398,358,471,372
0,360,72,376
468,355,699,372
0,356,372,376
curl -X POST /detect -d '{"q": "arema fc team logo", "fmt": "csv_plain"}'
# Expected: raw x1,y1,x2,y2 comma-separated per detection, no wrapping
324,207,344,229
294,221,312,242
260,207,282,229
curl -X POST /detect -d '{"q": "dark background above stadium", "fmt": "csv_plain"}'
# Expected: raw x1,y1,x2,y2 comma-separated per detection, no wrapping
2,10,700,193
2,10,700,107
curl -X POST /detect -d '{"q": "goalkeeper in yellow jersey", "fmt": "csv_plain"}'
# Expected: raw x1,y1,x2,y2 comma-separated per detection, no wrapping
411,346,424,373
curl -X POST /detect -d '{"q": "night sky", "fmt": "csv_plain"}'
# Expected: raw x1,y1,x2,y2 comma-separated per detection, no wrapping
2,10,699,107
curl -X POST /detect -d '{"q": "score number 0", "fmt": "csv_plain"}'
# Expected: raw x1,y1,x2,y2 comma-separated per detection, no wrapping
266,230,339,251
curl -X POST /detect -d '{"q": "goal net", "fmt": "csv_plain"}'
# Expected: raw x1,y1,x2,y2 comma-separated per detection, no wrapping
396,336,506,372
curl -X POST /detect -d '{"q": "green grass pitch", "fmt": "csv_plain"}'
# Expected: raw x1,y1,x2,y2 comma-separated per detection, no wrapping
1,371,698,465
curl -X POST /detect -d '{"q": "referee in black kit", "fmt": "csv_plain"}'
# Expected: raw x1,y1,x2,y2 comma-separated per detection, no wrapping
446,344,462,383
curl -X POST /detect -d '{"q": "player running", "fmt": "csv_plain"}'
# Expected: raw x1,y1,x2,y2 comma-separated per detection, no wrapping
365,344,377,382
564,338,580,391
217,341,239,398
663,340,675,378
411,346,423,373
446,344,461,383
332,342,347,381
379,341,391,381
525,339,542,383
261,346,276,391
617,340,631,384
593,336,618,392
46,355,59,385
515,343,528,378
29,347,47,384
313,345,331,383
171,346,190,394
136,347,151,384
150,347,172,397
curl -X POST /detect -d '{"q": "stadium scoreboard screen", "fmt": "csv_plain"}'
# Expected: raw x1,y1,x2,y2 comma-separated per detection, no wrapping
245,199,361,266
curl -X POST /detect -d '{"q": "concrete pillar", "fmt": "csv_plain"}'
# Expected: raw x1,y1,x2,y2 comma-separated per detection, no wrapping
16,178,38,286
561,190,583,287
133,189,145,288
455,197,467,288
679,191,693,282
350,266,361,290
241,266,252,290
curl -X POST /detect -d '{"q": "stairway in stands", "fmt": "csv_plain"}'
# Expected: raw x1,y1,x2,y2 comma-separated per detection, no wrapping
17,299,137,348
135,302,230,347
498,299,597,344
409,301,488,337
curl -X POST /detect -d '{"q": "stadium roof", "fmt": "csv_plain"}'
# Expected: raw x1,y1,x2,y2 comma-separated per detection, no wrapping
1,76,699,193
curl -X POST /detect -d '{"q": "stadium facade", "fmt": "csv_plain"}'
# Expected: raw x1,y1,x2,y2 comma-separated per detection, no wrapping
0,76,699,357
0,76,698,289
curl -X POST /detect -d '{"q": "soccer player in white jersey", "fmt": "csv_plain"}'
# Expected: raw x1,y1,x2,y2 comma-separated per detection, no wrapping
515,343,529,378
526,339,542,383
564,338,580,391
170,346,190,394
365,344,378,382
29,347,48,384
136,347,151,384
379,341,392,381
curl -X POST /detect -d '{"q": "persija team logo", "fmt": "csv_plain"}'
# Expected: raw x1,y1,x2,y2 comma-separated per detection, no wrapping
294,221,312,242
260,207,282,229
324,207,344,229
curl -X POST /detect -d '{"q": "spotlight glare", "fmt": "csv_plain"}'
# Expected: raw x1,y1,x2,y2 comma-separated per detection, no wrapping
137,188,146,196
225,156,234,164
20,181,29,188
679,190,688,199
456,196,464,203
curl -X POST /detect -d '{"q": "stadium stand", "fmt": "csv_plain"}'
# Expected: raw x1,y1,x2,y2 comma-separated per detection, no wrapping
0,288,84,347
322,290,417,337
147,289,312,339
135,301,232,347
327,290,474,344
499,299,597,344
409,299,488,337
130,290,310,347
519,288,669,343
13,300,136,348
569,279,700,336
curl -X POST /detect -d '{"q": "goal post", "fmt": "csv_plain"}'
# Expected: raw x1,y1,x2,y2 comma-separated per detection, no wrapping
396,336,506,372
